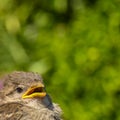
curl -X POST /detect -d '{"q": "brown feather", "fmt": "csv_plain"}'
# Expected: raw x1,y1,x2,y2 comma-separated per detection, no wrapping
0,71,62,120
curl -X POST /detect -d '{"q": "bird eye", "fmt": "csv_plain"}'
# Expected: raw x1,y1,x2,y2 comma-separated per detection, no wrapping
16,87,23,93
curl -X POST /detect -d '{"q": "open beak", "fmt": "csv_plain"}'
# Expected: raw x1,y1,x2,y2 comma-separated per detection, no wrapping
22,83,46,99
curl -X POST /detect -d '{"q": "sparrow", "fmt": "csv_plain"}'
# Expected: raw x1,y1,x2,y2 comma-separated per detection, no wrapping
0,71,62,120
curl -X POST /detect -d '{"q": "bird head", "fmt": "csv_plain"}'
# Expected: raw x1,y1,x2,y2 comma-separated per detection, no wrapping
0,71,51,107
0,71,62,120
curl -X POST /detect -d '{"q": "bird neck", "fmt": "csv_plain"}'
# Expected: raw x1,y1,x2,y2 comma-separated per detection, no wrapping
22,94,54,110
41,94,54,110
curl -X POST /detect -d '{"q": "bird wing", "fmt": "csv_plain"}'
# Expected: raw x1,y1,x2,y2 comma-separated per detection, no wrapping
0,102,62,120
0,102,24,120
0,102,42,120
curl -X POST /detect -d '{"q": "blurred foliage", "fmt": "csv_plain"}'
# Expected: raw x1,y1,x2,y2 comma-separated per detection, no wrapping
0,0,120,120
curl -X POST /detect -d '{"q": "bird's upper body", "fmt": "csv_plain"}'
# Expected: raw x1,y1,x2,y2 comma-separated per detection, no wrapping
0,71,62,120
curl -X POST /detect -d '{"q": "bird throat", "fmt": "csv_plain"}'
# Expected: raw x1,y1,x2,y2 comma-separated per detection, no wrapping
42,94,53,110
24,94,53,110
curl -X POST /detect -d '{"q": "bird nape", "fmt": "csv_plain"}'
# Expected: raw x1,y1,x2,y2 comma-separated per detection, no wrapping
0,71,62,120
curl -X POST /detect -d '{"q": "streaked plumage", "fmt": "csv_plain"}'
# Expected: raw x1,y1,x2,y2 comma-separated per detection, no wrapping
0,71,62,120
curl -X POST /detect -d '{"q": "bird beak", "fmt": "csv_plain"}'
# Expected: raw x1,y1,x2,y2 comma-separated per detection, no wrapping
22,83,46,99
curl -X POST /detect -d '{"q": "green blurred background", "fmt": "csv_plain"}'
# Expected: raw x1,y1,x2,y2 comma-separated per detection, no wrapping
0,0,120,119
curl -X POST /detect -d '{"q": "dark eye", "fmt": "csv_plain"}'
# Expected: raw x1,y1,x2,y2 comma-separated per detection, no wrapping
16,87,23,93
